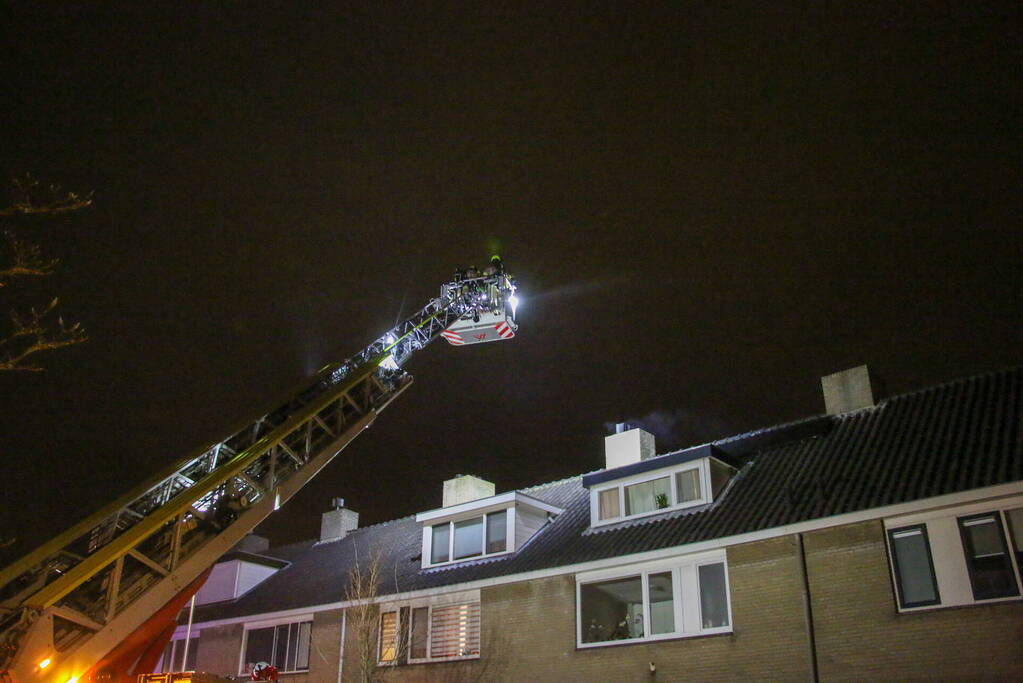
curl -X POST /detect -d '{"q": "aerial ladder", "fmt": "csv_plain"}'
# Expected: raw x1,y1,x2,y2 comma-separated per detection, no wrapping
0,259,519,683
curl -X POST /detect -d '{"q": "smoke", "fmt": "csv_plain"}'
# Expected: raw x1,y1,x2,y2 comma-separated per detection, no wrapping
604,409,727,450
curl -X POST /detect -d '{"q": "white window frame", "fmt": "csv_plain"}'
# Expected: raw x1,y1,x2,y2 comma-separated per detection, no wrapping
237,615,314,676
158,632,201,673
376,590,482,666
376,609,401,666
424,508,515,568
590,460,713,527
575,550,732,649
884,494,1023,613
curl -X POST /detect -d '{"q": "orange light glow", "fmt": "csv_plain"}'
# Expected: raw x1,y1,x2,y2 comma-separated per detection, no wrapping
38,658,52,669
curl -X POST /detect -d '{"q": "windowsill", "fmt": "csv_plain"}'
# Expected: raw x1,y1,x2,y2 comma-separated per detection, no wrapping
577,627,732,650
896,595,1022,615
404,654,481,665
592,498,708,528
423,548,512,569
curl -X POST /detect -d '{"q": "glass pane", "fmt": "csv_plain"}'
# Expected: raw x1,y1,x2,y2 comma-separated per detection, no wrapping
159,641,173,672
243,627,275,674
183,636,198,671
890,527,939,606
624,477,671,516
294,622,310,670
430,603,480,658
285,623,298,671
676,469,702,503
648,572,675,635
598,488,621,520
273,624,287,669
698,563,729,629
960,515,1019,600
410,607,429,660
486,511,507,553
378,611,398,662
453,517,484,560
710,460,731,498
431,523,450,564
580,575,644,642
1006,508,1023,566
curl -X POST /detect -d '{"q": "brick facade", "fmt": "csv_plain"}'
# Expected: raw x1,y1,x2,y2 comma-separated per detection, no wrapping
188,519,1023,681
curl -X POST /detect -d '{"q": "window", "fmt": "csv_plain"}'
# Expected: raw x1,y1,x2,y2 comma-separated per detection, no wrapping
431,523,450,564
429,511,508,566
888,525,941,608
698,563,729,628
1006,507,1023,568
377,600,481,665
958,513,1020,600
676,469,701,504
378,611,399,663
158,635,199,672
241,621,311,675
625,477,671,515
590,460,724,526
577,555,730,647
598,488,620,520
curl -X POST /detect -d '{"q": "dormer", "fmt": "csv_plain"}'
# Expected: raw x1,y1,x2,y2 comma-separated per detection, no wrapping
583,428,737,527
194,536,288,605
415,475,562,569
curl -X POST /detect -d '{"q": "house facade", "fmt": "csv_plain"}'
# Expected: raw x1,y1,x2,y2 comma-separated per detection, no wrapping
168,367,1023,681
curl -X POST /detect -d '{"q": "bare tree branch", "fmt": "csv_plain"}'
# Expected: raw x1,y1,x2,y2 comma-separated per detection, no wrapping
0,174,93,216
0,298,87,371
0,231,58,285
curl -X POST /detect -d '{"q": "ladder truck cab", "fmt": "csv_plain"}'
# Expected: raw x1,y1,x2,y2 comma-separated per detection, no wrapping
0,259,521,683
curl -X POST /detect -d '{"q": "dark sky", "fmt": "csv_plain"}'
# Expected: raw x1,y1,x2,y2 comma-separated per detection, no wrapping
1,2,1020,555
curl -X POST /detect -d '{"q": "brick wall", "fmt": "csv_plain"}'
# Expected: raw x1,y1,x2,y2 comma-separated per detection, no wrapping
804,519,1023,681
194,623,242,678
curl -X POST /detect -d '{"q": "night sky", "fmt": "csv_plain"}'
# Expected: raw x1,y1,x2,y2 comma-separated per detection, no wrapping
1,2,1020,557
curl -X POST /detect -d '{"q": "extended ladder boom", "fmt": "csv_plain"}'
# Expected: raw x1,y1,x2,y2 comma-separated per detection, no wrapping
0,264,518,683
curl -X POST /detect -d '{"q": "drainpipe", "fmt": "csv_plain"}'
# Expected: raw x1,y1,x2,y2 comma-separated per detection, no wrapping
797,533,819,682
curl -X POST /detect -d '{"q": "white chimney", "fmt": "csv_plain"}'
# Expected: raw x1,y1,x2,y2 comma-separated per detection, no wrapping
443,475,495,507
821,365,876,415
604,427,656,469
320,498,359,543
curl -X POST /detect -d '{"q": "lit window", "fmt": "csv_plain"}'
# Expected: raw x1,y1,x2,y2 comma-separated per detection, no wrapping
378,612,398,663
624,477,671,516
675,469,701,504
598,488,621,520
241,621,311,675
888,525,940,608
958,513,1020,600
380,601,481,664
577,555,730,647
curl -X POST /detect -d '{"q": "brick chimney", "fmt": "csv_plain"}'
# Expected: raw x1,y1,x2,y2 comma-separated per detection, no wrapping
442,475,495,507
319,498,359,543
821,365,876,415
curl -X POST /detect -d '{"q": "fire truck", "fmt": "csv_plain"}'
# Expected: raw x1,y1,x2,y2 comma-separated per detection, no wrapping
0,258,519,683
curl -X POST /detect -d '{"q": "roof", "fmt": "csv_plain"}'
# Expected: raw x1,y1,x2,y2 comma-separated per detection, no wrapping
190,366,1023,623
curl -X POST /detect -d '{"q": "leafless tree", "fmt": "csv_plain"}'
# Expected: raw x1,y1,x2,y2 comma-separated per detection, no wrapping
342,551,502,683
0,175,90,371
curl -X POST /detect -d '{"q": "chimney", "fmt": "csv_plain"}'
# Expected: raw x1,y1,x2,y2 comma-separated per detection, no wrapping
233,533,270,554
442,475,495,507
604,427,656,469
821,365,876,415
320,498,359,543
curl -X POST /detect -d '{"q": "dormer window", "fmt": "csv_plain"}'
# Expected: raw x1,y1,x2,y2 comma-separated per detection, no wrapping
416,489,562,569
430,510,507,564
584,444,737,527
